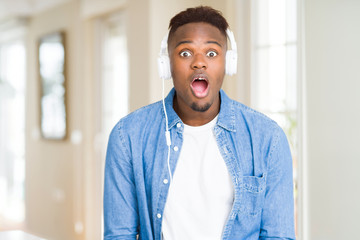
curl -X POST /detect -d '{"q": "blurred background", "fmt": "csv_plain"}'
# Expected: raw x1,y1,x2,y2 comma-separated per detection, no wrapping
0,0,359,239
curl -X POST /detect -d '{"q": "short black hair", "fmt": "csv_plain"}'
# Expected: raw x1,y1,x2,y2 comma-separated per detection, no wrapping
168,6,229,39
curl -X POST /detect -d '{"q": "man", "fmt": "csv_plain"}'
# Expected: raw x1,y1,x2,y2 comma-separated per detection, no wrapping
104,6,295,240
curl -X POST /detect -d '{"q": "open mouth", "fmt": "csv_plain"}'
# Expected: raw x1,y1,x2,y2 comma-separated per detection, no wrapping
191,77,209,98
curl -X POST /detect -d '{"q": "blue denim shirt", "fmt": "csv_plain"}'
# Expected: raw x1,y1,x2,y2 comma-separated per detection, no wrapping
104,88,296,240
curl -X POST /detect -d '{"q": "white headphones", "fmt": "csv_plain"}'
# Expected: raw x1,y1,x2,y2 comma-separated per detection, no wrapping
157,28,238,80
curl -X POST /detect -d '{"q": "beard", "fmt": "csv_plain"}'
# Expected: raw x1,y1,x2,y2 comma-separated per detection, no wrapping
190,102,212,112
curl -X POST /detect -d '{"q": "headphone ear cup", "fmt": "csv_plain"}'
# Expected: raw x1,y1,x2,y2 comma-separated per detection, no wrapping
158,55,172,80
225,50,238,76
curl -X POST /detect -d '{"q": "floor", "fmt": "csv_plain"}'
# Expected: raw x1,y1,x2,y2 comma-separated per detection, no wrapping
0,231,45,240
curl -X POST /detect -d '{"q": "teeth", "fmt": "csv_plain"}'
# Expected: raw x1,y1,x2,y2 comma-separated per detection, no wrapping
196,78,205,81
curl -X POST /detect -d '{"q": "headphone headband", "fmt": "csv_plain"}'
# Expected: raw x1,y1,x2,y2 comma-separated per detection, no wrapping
160,34,168,56
226,29,237,51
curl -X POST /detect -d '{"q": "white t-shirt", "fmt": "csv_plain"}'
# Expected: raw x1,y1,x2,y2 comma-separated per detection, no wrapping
162,116,234,240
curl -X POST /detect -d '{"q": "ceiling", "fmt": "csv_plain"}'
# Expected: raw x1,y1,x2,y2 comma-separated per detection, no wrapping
0,0,71,20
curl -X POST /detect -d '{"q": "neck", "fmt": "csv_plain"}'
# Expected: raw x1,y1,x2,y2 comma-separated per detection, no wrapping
173,93,220,126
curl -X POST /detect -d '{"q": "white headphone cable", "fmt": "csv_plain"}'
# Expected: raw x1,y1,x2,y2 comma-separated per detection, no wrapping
162,76,173,183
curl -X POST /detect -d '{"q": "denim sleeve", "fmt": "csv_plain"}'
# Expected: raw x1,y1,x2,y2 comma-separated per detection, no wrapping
259,128,296,240
104,123,139,240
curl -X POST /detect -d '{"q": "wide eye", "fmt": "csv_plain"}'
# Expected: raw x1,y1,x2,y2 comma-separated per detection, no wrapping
179,50,192,58
206,51,218,57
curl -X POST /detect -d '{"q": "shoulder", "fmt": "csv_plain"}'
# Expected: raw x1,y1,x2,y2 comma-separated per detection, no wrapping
227,98,287,154
108,100,163,142
227,98,290,171
231,99,280,132
219,89,280,135
119,101,163,127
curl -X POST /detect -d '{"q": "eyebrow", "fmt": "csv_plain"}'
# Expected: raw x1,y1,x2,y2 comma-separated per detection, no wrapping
175,40,222,48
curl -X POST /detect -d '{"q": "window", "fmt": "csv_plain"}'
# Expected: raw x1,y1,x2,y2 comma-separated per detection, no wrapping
251,0,300,237
91,11,129,238
100,12,129,140
0,20,27,229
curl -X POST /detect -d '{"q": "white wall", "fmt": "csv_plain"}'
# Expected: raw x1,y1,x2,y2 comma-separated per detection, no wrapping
304,0,360,239
25,1,84,239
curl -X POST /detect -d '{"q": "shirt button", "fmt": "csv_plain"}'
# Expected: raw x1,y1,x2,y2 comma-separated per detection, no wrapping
163,179,169,184
173,146,179,152
176,123,181,128
157,213,162,218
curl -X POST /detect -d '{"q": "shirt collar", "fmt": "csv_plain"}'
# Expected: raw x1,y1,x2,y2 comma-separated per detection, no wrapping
164,88,236,132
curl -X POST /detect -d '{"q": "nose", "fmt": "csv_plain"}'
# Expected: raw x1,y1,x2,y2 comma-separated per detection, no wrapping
191,53,207,70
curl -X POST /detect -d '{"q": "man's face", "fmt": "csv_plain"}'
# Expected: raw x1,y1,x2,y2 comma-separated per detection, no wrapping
168,22,227,114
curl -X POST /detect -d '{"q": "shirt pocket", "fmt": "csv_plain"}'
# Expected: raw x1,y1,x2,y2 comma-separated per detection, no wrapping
237,174,266,216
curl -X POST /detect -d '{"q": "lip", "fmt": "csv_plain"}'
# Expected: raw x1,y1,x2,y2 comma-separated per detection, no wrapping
190,73,209,98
